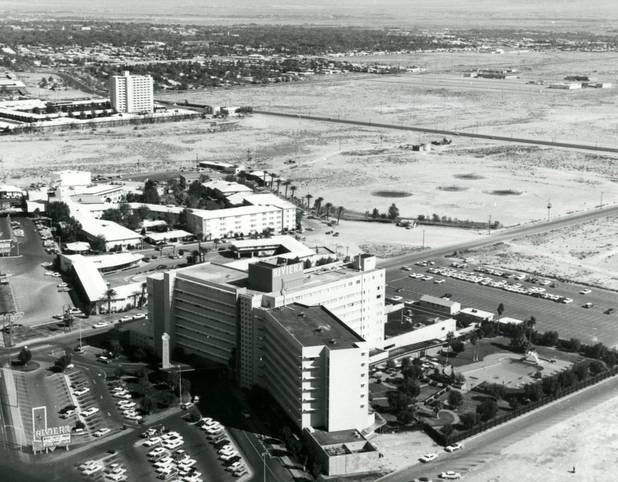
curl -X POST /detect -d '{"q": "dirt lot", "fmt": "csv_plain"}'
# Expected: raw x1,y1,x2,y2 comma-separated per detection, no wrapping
2,50,618,255
467,215,618,290
469,387,618,482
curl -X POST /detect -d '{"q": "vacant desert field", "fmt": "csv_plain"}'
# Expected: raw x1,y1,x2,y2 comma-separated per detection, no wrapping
468,215,618,290
2,50,618,252
469,385,618,482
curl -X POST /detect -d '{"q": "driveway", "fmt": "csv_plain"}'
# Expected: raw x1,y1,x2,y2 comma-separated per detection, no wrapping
0,218,71,325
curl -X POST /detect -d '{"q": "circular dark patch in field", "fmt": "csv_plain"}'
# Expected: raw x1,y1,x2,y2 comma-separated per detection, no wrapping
454,173,485,180
372,190,413,198
487,189,523,196
437,185,469,192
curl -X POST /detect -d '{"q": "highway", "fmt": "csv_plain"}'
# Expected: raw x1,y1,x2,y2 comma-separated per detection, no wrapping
378,203,618,270
377,375,618,482
253,110,618,154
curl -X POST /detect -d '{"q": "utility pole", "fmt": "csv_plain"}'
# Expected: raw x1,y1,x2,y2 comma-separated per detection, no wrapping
422,229,425,249
547,201,552,221
488,214,492,235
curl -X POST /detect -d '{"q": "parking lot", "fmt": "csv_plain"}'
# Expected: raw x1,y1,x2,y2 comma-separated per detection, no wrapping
386,258,618,346
0,217,70,325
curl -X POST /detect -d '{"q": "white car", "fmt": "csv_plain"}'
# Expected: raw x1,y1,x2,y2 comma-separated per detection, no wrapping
79,460,100,471
419,452,438,463
162,431,181,440
94,428,111,437
203,425,223,435
580,289,592,295
143,437,162,447
440,471,462,479
114,393,132,399
163,439,183,450
125,413,143,422
154,457,174,468
74,387,90,396
220,452,239,461
387,295,403,302
561,297,574,304
401,266,412,271
178,458,196,469
81,465,103,476
148,447,168,459
93,322,109,329
434,279,445,284
104,472,127,482
445,442,463,453
82,407,100,417
119,316,133,323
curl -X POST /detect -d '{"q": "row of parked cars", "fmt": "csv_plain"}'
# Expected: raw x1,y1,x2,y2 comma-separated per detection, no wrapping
34,219,60,254
197,417,248,477
77,451,126,480
67,369,110,438
92,312,147,330
423,266,575,304
141,428,202,482
109,380,143,423
419,443,464,480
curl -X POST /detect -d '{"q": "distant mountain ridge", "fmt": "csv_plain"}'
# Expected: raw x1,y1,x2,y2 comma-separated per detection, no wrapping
1,0,617,29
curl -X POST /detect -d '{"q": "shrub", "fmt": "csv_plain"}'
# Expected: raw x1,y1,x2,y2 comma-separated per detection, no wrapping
460,412,478,430
447,390,463,407
476,398,498,421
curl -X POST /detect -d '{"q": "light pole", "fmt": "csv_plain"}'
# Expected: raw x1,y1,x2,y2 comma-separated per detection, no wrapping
262,451,268,482
546,201,552,221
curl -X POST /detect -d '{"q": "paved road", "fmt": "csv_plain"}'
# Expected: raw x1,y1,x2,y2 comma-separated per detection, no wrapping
378,375,618,482
378,204,618,270
0,217,70,324
254,110,618,154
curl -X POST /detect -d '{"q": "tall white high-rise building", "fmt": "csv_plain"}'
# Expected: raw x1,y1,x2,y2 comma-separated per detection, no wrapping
109,70,154,114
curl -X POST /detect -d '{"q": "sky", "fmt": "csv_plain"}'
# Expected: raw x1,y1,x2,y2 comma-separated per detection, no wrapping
1,0,617,29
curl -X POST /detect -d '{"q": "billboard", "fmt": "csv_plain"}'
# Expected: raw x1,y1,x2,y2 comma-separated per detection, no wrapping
32,406,71,453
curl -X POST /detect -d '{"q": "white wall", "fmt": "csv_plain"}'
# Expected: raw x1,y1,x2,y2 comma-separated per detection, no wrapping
380,318,456,351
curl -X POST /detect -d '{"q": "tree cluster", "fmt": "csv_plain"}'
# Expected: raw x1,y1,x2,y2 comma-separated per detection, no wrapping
47,201,83,243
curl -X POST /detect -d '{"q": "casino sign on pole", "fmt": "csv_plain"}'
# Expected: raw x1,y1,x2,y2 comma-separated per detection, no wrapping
31,406,71,454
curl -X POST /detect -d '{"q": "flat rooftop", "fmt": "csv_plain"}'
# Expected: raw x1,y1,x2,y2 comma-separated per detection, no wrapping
267,303,363,349
308,428,375,450
420,294,460,308
174,258,374,295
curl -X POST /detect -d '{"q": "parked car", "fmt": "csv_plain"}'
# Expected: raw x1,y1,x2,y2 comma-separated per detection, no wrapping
445,443,463,453
143,437,162,447
420,453,438,463
93,428,111,437
440,471,462,480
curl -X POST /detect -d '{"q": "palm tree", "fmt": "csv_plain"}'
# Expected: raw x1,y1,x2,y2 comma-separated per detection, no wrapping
104,288,117,314
283,180,291,198
275,178,282,194
324,202,333,220
290,185,297,199
305,194,313,208
336,206,344,224
139,282,147,307
314,197,323,215
131,290,141,309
